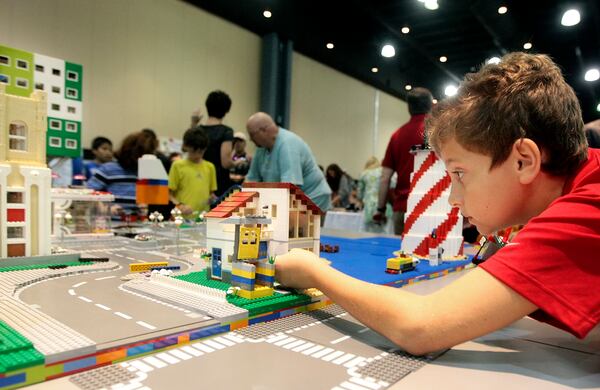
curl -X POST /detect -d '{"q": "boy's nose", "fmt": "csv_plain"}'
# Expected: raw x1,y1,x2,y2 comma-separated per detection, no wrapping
448,184,462,208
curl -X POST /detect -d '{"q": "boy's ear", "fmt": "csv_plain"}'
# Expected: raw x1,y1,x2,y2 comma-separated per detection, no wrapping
511,138,541,184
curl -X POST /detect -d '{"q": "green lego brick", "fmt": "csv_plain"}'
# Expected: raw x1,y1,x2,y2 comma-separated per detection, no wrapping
0,262,92,273
0,322,33,353
229,293,312,317
175,270,230,291
0,45,34,97
64,61,82,102
0,348,44,373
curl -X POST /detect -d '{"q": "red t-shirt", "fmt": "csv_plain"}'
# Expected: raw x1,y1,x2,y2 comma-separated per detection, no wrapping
481,148,600,338
382,114,426,212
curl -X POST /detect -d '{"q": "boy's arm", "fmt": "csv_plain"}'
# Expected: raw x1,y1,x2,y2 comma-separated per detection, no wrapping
276,250,537,355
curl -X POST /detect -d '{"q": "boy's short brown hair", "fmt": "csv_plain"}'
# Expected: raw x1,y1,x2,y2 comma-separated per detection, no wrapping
427,52,587,176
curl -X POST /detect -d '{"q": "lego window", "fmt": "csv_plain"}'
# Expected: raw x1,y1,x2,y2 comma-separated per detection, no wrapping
66,70,79,82
67,106,76,114
35,64,44,72
52,86,60,94
49,137,61,147
0,74,8,84
7,192,23,204
16,59,28,70
298,211,309,238
35,83,44,90
0,55,9,65
7,227,24,239
51,103,60,111
49,119,62,130
66,87,78,99
15,78,28,88
66,122,77,132
8,122,27,151
52,68,61,76
66,139,77,149
271,204,277,218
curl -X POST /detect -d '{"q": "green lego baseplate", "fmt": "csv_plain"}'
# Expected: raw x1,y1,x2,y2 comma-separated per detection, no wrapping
0,321,44,373
175,271,312,316
0,262,92,273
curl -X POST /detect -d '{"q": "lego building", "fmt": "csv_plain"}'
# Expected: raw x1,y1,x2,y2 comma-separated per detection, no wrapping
0,84,51,257
0,45,83,158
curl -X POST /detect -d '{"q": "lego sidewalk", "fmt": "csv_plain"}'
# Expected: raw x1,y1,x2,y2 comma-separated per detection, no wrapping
319,235,473,286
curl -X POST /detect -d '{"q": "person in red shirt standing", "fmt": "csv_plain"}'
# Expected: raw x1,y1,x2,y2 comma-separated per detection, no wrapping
374,87,433,234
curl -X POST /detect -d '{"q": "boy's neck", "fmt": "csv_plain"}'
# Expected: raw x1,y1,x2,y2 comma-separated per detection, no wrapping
206,117,222,125
187,156,203,164
520,173,567,224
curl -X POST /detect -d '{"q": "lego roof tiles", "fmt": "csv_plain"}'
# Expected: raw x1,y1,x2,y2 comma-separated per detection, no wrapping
243,182,323,215
205,191,258,218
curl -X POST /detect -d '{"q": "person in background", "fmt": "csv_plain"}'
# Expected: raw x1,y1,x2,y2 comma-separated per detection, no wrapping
246,112,331,211
87,132,156,212
229,131,252,184
141,128,171,172
84,137,113,180
584,119,600,148
357,157,394,233
373,87,433,234
169,152,182,163
191,107,203,128
200,90,245,196
169,127,217,218
326,164,355,209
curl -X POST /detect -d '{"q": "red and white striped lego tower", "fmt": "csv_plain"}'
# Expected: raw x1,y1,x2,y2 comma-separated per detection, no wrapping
401,146,464,259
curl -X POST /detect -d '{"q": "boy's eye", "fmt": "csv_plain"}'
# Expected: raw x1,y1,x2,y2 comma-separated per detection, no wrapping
452,171,464,180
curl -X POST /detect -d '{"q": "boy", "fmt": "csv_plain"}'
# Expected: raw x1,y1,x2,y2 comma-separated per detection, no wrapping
275,52,600,355
85,137,113,180
169,128,217,217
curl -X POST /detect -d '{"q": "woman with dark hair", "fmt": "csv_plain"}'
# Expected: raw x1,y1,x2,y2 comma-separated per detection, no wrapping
326,164,355,209
87,132,156,211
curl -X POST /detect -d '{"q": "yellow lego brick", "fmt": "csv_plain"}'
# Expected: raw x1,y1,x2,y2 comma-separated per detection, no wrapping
256,267,275,276
387,257,401,270
231,268,255,279
129,262,168,272
237,286,274,299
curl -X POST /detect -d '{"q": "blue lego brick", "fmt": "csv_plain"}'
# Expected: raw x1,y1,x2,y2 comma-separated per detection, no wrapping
64,356,96,372
153,336,178,350
255,274,275,284
0,373,25,387
189,324,231,341
231,274,255,286
127,343,154,356
150,266,181,271
249,311,281,325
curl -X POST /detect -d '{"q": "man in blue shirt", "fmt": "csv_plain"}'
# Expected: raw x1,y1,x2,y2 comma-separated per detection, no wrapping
246,112,331,211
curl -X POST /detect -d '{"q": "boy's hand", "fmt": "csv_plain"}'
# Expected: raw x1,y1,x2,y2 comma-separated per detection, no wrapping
177,204,193,215
275,248,330,289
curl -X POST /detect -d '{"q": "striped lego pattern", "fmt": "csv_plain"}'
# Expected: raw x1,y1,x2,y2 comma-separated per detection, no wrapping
231,262,256,291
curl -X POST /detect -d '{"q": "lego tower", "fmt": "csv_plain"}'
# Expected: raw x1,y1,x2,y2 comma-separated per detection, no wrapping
401,147,463,259
0,84,51,257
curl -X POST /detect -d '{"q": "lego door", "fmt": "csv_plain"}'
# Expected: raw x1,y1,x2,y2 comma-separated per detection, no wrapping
211,248,222,279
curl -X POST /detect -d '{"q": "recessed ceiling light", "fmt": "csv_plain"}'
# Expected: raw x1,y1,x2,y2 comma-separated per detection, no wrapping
523,42,532,50
263,10,272,18
401,26,410,34
371,67,379,73
424,0,439,10
405,85,412,91
326,43,334,49
561,9,580,26
444,85,458,97
487,57,501,64
439,56,447,63
381,44,395,58
584,68,600,82
498,6,508,14
432,99,438,104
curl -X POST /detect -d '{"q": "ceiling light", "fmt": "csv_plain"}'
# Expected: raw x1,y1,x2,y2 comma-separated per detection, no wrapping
444,85,458,97
371,67,379,73
561,9,580,26
401,26,410,34
381,44,395,58
263,10,272,18
585,68,600,82
424,0,439,10
487,57,501,64
326,43,334,49
597,102,600,112
498,6,508,14
405,85,412,91
439,56,447,63
432,99,438,104
523,42,532,50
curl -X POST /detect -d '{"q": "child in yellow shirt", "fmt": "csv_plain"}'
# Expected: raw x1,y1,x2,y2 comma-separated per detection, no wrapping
168,128,217,217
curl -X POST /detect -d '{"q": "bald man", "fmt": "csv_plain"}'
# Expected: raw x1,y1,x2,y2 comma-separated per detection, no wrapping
246,112,331,211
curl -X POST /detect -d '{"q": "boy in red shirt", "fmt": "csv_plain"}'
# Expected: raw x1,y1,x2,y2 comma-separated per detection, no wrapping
275,52,600,355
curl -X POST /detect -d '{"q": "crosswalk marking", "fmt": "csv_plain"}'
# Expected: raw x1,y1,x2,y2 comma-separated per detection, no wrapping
349,376,381,390
143,356,167,369
203,340,225,350
181,345,203,357
322,350,345,362
170,349,192,360
129,360,153,373
214,336,235,347
332,353,355,365
312,347,335,359
156,352,179,365
292,342,315,353
192,343,215,353
302,345,324,355
283,340,306,350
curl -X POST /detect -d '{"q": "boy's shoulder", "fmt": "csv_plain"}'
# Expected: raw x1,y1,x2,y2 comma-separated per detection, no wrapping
201,159,216,170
